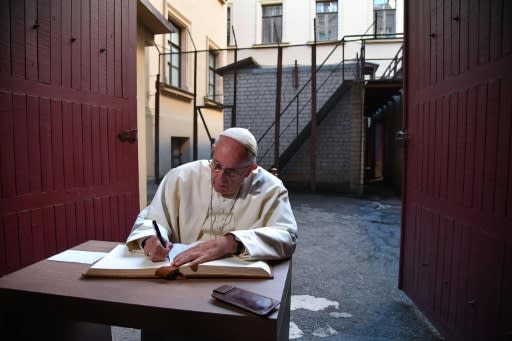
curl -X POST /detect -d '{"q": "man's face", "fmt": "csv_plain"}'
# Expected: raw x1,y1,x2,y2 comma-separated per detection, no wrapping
210,137,254,195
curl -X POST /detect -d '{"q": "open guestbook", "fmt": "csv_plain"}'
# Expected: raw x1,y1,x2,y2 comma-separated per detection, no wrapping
82,243,272,279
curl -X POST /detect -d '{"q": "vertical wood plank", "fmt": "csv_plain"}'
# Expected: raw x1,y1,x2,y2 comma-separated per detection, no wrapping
443,0,451,78
0,215,5,275
472,83,488,210
40,97,54,192
478,0,491,65
94,197,104,239
102,196,112,240
81,0,91,91
42,205,57,257
62,101,74,188
65,201,76,247
482,80,500,214
0,0,11,76
11,0,26,79
31,209,45,261
447,93,458,201
109,108,118,183
434,98,443,199
91,105,102,185
25,0,38,80
50,0,62,86
82,104,93,185
494,79,511,217
13,94,29,195
54,204,66,251
18,211,33,267
106,0,115,97
117,193,127,240
463,86,477,208
503,0,512,55
455,89,467,205
0,92,15,198
61,0,72,88
100,106,109,184
468,0,479,68
27,95,42,193
72,102,84,186
90,0,99,93
114,0,122,97
110,195,119,241
51,99,64,191
489,0,503,61
459,0,469,72
98,0,107,95
121,0,129,97
75,200,86,244
38,0,51,83
427,101,436,196
84,198,95,240
71,0,81,89
436,0,444,82
450,0,460,75
430,1,437,85
4,214,21,273
439,96,450,200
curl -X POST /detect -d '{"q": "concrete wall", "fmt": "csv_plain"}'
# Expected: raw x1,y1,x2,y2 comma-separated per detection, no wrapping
226,0,403,76
143,0,227,181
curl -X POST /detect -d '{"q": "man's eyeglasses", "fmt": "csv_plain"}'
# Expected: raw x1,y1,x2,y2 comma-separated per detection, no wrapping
209,160,252,179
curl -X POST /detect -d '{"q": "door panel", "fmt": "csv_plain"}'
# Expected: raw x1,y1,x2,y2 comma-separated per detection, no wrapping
0,0,138,276
402,0,512,339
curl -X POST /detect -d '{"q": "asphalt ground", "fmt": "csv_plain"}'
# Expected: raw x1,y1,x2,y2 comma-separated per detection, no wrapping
112,190,444,341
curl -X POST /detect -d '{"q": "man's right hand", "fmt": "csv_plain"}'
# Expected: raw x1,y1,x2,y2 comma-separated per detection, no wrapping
142,236,172,262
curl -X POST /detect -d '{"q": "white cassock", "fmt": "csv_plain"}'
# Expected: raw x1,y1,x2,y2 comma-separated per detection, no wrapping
126,160,298,260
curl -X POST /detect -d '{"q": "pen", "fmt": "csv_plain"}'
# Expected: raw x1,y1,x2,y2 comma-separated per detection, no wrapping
152,220,170,261
152,220,167,247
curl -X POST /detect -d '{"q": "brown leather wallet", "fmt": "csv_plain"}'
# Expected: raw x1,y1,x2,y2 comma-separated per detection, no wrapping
211,285,280,316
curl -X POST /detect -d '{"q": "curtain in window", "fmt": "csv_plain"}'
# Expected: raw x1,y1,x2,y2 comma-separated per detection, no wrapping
262,5,282,44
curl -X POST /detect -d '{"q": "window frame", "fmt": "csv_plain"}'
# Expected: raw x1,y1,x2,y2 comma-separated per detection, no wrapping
167,20,181,88
316,0,338,42
208,51,217,101
261,4,283,44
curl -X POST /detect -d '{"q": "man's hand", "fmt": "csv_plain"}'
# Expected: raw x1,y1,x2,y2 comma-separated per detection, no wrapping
171,235,238,271
143,236,172,262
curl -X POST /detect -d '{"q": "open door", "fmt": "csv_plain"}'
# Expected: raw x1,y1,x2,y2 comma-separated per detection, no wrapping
400,0,512,339
0,0,139,275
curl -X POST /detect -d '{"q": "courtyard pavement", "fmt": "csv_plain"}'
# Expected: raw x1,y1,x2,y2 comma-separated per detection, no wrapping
112,188,444,340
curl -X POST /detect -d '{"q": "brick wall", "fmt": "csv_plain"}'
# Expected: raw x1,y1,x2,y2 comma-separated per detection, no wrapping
221,63,364,194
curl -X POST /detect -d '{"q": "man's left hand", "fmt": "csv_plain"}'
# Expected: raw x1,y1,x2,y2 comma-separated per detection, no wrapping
171,235,238,271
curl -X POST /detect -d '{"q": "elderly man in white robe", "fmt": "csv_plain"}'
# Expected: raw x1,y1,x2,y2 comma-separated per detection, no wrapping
126,127,298,270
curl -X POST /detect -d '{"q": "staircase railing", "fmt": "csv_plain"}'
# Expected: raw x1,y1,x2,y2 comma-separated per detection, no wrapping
256,33,404,167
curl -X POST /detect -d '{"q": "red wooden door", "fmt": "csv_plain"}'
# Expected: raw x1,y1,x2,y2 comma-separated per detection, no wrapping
401,0,512,339
0,0,139,276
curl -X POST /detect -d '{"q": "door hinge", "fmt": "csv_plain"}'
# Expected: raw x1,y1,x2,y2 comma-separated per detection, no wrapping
395,129,408,145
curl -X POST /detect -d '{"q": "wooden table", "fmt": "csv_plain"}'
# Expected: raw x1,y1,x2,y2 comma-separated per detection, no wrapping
0,240,291,340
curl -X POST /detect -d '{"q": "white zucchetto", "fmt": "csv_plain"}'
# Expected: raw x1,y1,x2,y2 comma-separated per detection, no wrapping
220,127,258,156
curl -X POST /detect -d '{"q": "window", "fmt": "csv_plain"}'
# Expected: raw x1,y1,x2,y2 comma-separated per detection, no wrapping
316,1,338,41
168,21,181,87
227,6,232,46
374,0,396,35
262,4,282,44
208,51,216,100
